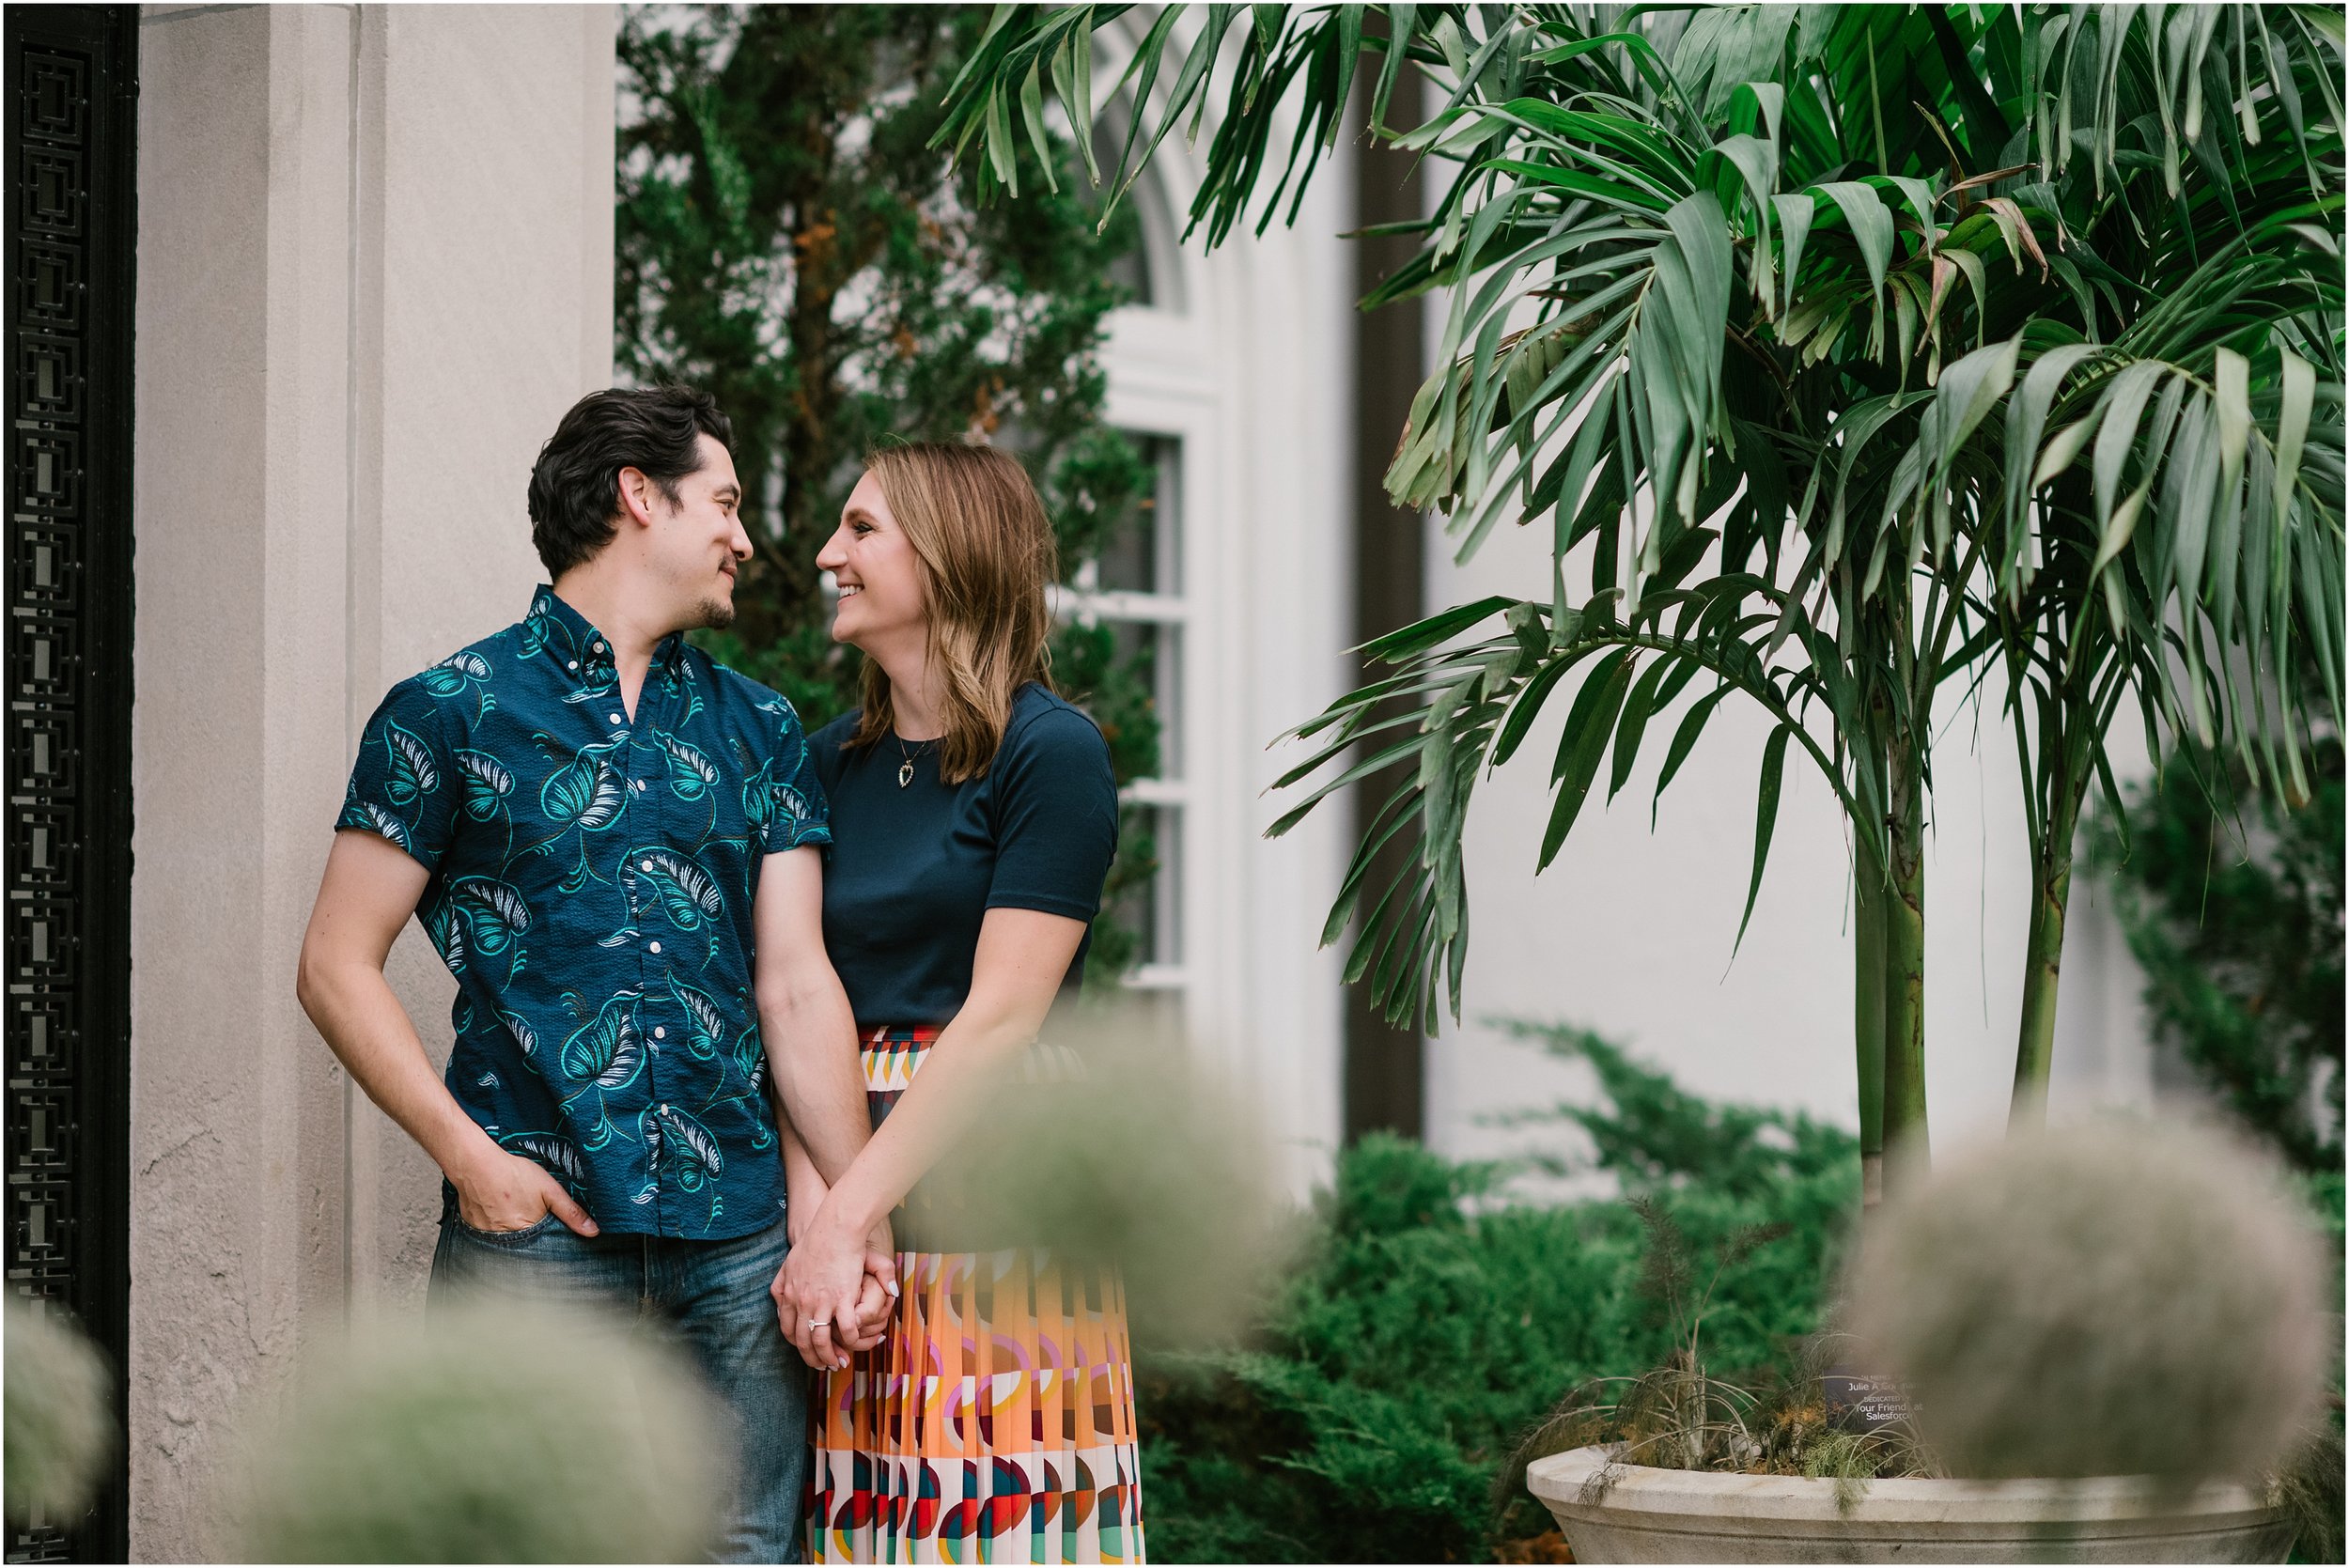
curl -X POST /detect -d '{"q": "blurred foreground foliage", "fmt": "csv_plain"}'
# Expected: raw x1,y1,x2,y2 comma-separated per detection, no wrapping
1138,1024,1861,1563
3,1299,114,1531
2091,664,2343,1561
241,1306,726,1563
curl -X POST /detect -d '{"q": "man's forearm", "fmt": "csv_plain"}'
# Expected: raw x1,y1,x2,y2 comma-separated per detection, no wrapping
761,980,871,1185
299,956,498,1180
778,1117,830,1232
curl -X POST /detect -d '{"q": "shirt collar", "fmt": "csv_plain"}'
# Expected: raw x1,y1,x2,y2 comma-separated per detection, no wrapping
528,585,688,685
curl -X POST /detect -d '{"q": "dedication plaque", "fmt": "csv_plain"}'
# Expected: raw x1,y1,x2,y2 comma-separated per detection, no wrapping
1824,1370,1921,1433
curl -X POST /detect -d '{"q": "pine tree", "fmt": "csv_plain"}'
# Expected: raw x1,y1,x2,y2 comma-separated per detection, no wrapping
2099,697,2344,1172
616,5,1161,973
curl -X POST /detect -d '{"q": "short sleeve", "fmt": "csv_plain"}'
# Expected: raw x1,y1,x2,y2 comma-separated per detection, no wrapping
986,705,1119,923
757,697,832,855
335,677,461,872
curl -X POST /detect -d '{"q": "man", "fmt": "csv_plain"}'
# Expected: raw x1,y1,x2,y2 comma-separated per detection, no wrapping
297,385,882,1561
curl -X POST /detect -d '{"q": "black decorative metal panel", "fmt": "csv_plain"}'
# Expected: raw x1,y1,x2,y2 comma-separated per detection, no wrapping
5,8,134,1564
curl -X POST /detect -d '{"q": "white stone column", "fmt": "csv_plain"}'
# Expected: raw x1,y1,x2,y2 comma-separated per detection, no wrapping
131,7,614,1557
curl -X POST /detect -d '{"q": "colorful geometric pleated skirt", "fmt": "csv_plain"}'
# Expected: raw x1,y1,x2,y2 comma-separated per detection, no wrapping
808,1026,1146,1565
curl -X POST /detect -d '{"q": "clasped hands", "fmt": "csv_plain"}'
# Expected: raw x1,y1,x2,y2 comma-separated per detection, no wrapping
771,1206,899,1372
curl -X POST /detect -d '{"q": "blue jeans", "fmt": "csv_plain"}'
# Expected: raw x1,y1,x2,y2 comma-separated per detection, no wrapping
428,1207,808,1563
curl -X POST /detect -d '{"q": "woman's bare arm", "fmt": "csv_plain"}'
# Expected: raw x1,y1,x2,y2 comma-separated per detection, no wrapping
753,847,876,1185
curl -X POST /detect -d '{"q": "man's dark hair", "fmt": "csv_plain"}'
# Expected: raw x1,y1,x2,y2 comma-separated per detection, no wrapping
527,385,733,576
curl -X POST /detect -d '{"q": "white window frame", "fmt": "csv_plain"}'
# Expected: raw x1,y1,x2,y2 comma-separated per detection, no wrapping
1065,31,1228,1025
1076,13,1359,1190
1059,428,1197,998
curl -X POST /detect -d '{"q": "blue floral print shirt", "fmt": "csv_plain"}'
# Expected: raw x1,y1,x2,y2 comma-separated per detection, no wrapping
335,586,830,1239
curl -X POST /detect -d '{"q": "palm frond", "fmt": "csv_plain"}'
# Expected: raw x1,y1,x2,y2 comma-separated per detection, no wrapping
941,4,2345,1042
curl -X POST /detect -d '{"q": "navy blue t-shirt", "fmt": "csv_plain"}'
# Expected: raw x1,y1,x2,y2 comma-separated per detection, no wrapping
809,683,1119,1029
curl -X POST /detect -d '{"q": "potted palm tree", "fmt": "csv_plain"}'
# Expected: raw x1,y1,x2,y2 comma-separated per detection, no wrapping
1516,1118,2330,1563
941,2,2344,1556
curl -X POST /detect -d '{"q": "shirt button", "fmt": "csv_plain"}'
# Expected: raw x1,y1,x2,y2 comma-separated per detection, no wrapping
568,660,579,671
654,1026,666,1039
658,1103,669,1115
648,940,661,955
593,642,606,653
640,860,654,872
609,713,623,724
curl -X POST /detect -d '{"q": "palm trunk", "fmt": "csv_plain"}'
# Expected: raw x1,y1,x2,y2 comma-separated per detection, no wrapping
1854,840,1888,1208
2008,789,2078,1129
1881,737,1930,1185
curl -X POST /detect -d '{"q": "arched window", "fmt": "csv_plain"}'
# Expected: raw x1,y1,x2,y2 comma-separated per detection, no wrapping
1090,105,1188,314
1071,126,1204,1017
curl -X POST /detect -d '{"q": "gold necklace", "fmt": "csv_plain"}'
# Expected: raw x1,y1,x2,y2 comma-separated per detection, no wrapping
894,733,924,788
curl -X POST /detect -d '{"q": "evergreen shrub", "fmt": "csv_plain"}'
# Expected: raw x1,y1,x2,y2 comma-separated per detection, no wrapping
1137,1024,1859,1563
2098,723,2344,1172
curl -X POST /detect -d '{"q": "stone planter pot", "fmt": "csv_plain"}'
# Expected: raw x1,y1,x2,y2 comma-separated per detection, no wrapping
1526,1446,2295,1564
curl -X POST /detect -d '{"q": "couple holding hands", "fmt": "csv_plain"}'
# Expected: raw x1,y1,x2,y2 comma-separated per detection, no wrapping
297,386,1142,1563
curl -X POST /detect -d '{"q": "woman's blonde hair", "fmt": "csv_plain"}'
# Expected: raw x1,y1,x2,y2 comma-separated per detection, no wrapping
849,442,1058,783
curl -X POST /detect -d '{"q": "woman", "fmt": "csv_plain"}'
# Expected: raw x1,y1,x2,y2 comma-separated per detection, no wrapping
778,442,1143,1564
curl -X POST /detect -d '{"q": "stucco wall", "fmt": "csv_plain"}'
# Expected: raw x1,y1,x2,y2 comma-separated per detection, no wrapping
131,6,614,1557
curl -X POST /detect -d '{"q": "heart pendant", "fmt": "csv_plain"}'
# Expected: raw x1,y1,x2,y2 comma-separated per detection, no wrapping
897,759,915,788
